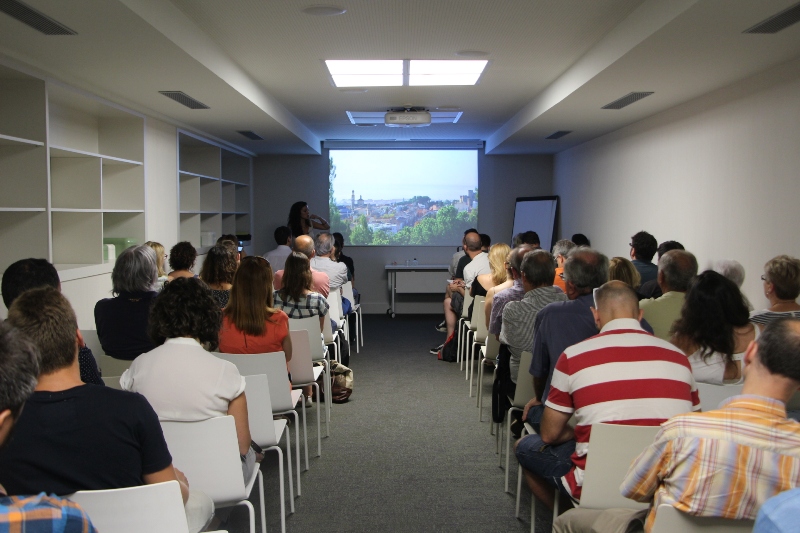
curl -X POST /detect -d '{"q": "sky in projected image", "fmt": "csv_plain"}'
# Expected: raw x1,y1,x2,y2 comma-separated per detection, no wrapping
330,150,477,204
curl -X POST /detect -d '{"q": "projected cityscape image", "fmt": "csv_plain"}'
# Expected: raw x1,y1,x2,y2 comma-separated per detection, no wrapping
328,150,478,245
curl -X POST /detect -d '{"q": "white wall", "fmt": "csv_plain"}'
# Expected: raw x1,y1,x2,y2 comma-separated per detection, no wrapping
253,149,553,314
145,117,179,250
554,57,800,311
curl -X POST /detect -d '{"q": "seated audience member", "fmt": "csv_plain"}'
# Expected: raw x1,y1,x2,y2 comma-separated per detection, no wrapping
487,245,533,341
629,231,658,285
638,241,684,298
2,258,102,385
167,241,197,280
480,233,491,252
515,281,698,510
264,226,293,267
608,256,641,289
273,235,330,298
712,258,753,310
751,255,800,329
332,232,354,283
1,288,211,532
144,240,168,285
217,234,245,260
571,233,590,247
438,229,479,333
671,270,756,384
495,250,567,426
639,250,698,341
199,242,238,308
520,231,540,249
755,487,800,533
616,317,800,532
450,228,477,277
470,243,510,320
552,240,576,292
94,245,158,360
485,249,517,329
219,256,292,367
0,321,97,532
121,277,259,482
522,248,654,430
310,232,348,293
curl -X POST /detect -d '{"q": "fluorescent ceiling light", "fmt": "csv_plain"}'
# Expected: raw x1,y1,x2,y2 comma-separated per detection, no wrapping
325,59,488,87
409,60,487,86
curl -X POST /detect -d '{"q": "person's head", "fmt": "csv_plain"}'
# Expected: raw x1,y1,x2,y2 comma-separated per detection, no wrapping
521,250,556,290
562,247,610,298
280,252,313,302
656,240,684,260
763,255,800,302
464,232,482,253
0,322,40,444
225,256,277,336
712,259,746,288
488,243,511,286
512,233,524,248
333,232,345,251
571,233,591,247
169,241,197,272
672,270,750,362
288,201,309,236
199,243,238,286
274,226,292,247
521,231,540,248
630,231,658,262
479,233,491,251
217,234,239,247
144,241,167,278
657,250,698,292
608,257,641,289
2,258,60,309
743,318,800,389
463,228,478,247
6,287,78,375
509,244,534,280
148,277,221,350
591,280,642,329
293,235,315,260
112,245,158,296
552,240,576,267
314,232,334,258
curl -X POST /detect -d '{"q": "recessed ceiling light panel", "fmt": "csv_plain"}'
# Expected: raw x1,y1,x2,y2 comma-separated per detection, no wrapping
325,59,487,87
409,60,488,86
325,60,403,87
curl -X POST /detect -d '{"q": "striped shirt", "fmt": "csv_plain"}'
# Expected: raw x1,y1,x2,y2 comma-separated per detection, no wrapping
750,309,800,327
273,291,329,319
0,494,96,533
621,395,800,533
545,318,699,502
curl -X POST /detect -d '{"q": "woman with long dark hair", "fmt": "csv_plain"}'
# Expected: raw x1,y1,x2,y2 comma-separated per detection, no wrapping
287,201,329,239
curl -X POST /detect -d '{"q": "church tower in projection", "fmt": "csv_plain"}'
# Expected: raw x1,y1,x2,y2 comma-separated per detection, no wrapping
351,190,355,210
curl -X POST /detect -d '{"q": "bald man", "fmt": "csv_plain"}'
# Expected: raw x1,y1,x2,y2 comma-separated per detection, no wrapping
514,281,698,511
272,235,330,297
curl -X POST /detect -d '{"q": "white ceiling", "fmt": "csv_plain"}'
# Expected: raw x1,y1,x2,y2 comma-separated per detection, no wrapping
1,0,799,155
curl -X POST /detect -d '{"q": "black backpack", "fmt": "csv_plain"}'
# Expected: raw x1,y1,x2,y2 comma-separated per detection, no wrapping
438,331,457,362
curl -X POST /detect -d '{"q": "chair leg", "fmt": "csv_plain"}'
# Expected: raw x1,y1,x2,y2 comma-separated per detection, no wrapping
323,360,331,432
287,410,301,496
477,359,484,418
240,499,256,533
552,490,560,530
505,409,513,492
358,308,363,347
530,492,536,533
299,394,309,471
282,431,295,513
312,383,321,457
515,462,523,518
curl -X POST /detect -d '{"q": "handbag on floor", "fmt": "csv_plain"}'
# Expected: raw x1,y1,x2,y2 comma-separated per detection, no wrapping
438,331,457,362
318,361,353,403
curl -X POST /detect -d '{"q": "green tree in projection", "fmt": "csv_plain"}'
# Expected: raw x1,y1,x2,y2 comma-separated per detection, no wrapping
372,230,392,245
327,157,351,242
350,215,373,245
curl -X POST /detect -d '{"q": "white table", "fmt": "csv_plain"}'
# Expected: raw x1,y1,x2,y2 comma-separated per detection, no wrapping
384,264,450,317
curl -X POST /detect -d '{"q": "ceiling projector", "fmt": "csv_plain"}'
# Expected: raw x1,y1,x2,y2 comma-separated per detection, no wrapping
385,110,431,127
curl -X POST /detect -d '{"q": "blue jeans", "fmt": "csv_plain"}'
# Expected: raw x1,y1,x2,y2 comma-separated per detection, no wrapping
515,431,575,499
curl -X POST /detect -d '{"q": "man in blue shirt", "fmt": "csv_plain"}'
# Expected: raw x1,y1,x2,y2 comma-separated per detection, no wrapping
629,231,658,285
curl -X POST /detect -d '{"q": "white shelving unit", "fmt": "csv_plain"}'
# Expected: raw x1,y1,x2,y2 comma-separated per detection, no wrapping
178,132,252,252
0,62,145,275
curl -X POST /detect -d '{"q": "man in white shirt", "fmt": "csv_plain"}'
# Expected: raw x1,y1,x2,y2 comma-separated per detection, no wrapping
310,232,349,292
463,238,490,289
263,226,292,270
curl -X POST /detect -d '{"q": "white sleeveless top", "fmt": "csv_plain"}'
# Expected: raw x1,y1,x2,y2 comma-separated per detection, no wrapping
688,326,759,385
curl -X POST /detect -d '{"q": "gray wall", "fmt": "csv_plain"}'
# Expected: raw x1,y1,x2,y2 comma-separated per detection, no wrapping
253,149,553,314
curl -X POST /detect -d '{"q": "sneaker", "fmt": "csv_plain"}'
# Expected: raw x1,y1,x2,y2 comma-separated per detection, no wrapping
305,397,313,408
429,343,444,355
435,321,447,333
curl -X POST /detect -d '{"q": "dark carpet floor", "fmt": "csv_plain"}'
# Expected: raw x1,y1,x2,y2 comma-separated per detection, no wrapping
226,314,550,533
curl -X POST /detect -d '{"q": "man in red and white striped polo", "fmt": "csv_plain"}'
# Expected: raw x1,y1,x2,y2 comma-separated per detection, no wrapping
515,280,699,510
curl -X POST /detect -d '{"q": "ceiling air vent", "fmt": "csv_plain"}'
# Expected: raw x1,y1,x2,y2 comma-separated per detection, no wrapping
0,0,77,35
546,131,572,140
159,91,209,110
602,92,654,110
237,131,264,141
744,2,800,34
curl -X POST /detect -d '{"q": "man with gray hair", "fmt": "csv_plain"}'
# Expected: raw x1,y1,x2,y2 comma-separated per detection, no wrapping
310,232,349,292
640,249,698,340
273,234,330,297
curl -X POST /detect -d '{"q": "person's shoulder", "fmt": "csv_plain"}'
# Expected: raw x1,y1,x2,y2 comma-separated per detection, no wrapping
0,493,95,530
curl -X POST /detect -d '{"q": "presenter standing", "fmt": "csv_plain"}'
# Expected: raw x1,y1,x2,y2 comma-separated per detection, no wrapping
288,201,330,239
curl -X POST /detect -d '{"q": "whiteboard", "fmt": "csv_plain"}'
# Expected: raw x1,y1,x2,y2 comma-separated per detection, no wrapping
511,196,559,252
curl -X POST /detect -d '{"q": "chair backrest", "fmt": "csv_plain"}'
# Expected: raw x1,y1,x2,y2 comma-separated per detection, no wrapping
512,351,536,408
324,290,342,320
484,332,501,361
102,375,123,390
160,416,246,504
579,422,661,510
213,351,294,412
469,295,485,331
462,290,473,319
650,504,755,533
243,374,279,447
288,329,316,384
97,355,133,376
69,481,189,533
288,316,325,360
342,281,356,309
80,329,104,357
696,382,744,411
474,299,488,343
322,309,336,344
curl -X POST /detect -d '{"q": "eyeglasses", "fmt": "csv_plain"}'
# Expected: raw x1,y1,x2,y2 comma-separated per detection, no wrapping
559,273,565,280
761,275,767,281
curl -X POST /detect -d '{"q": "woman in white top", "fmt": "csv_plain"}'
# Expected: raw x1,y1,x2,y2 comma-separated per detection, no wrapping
671,270,756,384
121,277,258,482
750,255,800,330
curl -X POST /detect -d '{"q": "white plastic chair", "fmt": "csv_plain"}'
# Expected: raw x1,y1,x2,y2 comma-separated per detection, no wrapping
696,382,744,411
326,290,348,344
456,290,474,368
288,316,331,433
342,281,363,353
160,416,266,533
288,329,324,458
244,374,292,524
468,298,487,397
102,375,123,390
478,333,501,420
650,504,755,532
322,309,340,363
504,351,535,493
515,421,560,533
68,480,226,533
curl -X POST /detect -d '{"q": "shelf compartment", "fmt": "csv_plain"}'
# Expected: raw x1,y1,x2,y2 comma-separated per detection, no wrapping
179,134,220,179
103,162,144,211
180,213,201,247
201,213,221,244
0,68,46,144
235,184,250,213
103,212,145,249
50,156,102,209
0,144,48,208
0,211,49,274
199,178,220,213
222,213,236,235
235,213,251,235
179,174,200,212
221,182,236,213
50,146,142,166
52,211,102,266
222,150,250,185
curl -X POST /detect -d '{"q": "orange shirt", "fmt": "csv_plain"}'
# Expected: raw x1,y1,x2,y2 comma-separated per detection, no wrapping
553,266,567,292
219,311,290,354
